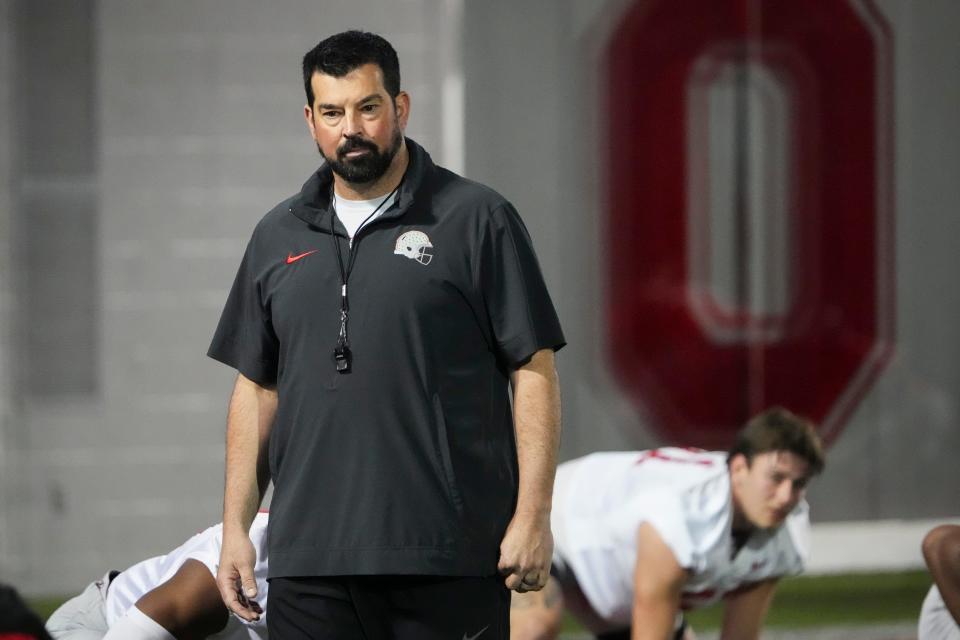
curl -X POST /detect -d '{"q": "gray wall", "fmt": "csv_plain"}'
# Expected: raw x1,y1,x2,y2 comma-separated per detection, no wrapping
0,0,16,577
2,0,461,594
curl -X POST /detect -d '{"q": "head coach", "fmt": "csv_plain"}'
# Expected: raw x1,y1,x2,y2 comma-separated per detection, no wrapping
206,30,565,639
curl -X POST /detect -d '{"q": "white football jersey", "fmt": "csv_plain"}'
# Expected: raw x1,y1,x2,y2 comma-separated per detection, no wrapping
552,449,809,626
104,512,270,639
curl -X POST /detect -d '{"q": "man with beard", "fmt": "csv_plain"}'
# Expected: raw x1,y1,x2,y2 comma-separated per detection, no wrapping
208,30,565,640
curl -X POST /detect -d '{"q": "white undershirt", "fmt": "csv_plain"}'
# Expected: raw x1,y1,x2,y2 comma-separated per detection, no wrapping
333,191,397,239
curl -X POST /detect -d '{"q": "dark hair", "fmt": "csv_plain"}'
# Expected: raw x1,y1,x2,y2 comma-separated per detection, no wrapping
302,30,401,108
727,407,825,475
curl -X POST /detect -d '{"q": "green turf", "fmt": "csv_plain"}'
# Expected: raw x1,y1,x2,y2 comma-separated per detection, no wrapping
560,570,932,632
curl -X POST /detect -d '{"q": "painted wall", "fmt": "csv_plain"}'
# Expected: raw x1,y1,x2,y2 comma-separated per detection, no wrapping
462,0,960,523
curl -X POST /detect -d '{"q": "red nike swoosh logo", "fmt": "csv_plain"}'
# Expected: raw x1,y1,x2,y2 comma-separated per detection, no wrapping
286,250,318,264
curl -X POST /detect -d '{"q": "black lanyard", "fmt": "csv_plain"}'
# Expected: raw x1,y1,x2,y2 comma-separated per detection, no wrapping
329,183,401,373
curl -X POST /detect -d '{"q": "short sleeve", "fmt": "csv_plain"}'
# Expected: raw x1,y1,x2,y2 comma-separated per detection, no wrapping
476,203,565,367
208,240,279,386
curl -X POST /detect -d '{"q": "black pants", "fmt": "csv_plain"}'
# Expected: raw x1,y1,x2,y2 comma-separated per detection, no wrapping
268,575,510,640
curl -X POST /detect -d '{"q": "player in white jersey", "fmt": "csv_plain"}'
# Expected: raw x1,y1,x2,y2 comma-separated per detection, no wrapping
510,408,825,640
918,524,960,640
46,512,269,640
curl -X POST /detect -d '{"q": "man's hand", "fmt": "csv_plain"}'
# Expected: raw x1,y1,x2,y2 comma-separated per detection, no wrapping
216,530,262,622
217,373,274,622
498,511,554,592
504,348,561,593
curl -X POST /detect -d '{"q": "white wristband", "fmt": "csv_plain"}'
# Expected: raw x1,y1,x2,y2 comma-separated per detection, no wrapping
102,605,176,640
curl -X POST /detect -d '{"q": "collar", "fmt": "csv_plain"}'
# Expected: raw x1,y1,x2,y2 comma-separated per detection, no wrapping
287,137,434,234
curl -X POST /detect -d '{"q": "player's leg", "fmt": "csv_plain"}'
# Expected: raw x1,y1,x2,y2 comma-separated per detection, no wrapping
101,559,227,640
45,574,111,640
102,606,175,640
549,561,619,637
509,576,563,639
552,569,690,640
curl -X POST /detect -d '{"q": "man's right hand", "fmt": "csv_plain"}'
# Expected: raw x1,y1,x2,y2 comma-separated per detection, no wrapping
216,530,262,621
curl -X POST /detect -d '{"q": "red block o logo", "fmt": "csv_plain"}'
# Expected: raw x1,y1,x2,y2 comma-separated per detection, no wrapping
605,0,894,447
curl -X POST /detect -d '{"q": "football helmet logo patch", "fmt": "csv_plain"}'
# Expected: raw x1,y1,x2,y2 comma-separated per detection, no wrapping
394,230,434,265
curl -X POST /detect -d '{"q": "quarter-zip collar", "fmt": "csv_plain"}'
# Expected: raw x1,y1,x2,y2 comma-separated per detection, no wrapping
288,137,433,234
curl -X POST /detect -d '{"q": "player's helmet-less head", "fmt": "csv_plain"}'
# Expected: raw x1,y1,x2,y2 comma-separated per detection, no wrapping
728,406,825,475
394,230,433,265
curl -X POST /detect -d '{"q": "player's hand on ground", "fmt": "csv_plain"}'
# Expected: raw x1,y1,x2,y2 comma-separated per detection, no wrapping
216,530,262,621
498,511,553,593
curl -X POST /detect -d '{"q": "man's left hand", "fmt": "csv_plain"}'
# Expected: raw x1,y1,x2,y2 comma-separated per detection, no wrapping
498,511,553,592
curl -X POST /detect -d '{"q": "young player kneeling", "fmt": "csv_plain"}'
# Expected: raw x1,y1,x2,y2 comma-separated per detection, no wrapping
511,407,825,640
46,512,268,640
